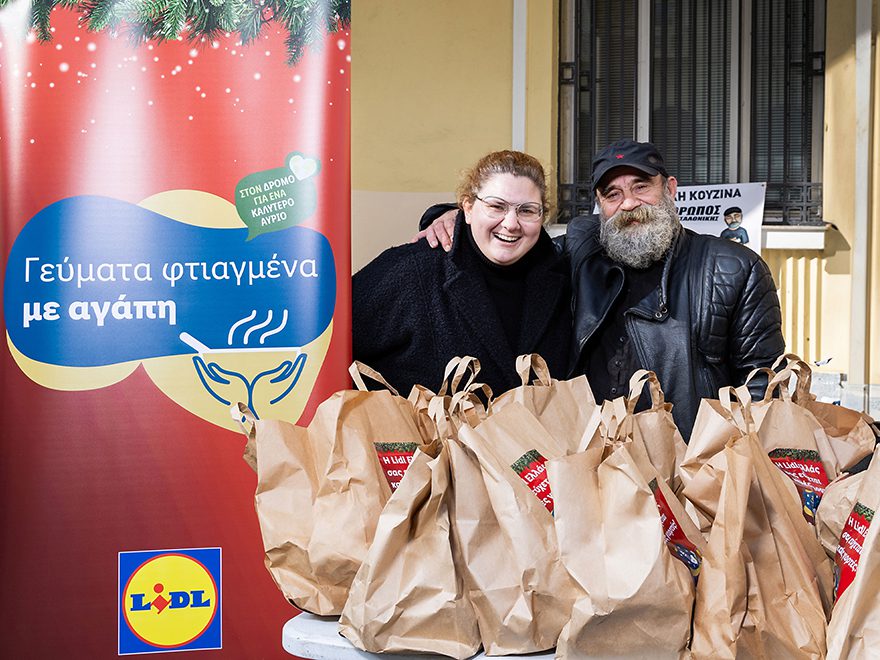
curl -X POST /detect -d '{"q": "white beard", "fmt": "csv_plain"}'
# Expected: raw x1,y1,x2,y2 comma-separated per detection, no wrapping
599,192,681,269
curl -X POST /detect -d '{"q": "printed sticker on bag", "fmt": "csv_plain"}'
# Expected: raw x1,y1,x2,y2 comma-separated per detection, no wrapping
374,442,419,491
511,449,554,514
649,478,702,580
834,501,875,601
768,448,830,524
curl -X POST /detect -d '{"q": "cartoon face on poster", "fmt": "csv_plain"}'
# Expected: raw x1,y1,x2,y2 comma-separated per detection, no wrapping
674,182,766,256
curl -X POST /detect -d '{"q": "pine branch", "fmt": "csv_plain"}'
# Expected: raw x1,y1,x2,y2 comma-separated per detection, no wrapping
137,0,169,21
157,0,186,40
218,0,239,32
31,0,55,40
323,0,349,32
236,0,264,45
14,0,350,66
79,0,124,33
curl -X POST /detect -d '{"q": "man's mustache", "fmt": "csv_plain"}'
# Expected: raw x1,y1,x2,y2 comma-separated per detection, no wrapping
611,205,653,226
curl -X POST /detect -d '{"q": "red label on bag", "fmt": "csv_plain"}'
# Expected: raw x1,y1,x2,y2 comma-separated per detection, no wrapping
834,501,874,601
649,478,702,580
511,449,554,514
768,448,830,524
374,442,418,491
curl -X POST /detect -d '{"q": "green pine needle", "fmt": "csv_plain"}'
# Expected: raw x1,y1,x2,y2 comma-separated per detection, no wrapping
4,0,347,65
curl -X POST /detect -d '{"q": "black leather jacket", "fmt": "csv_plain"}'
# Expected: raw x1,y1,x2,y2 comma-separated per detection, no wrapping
561,215,785,440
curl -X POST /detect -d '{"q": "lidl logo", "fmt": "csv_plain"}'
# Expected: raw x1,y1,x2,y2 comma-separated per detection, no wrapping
119,548,221,654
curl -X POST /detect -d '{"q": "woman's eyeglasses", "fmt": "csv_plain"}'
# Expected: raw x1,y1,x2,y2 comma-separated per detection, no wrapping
475,195,544,223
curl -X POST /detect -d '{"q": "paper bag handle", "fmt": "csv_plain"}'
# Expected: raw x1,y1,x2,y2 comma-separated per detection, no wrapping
744,366,779,402
426,395,454,440
719,384,757,433
768,367,796,402
515,354,552,386
771,353,814,401
438,356,481,396
575,405,605,453
452,382,493,410
450,388,489,427
407,383,437,406
348,361,399,396
747,366,794,403
626,369,666,412
599,396,632,446
230,402,258,474
230,401,257,433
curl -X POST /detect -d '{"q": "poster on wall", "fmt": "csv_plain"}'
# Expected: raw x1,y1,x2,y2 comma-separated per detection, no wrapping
674,182,766,256
0,1,350,656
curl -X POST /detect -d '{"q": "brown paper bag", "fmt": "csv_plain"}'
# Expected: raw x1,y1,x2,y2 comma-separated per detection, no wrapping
689,393,830,659
816,472,866,559
826,447,880,658
492,353,596,452
682,369,827,532
451,403,582,655
684,366,775,451
680,368,774,498
680,378,773,534
754,367,838,525
550,400,699,659
626,370,688,493
727,359,876,527
246,362,428,615
339,442,481,659
249,413,328,612
775,354,877,474
303,363,430,614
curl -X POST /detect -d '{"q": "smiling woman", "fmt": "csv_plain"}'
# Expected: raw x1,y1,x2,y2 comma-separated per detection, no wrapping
352,150,572,395
463,174,544,266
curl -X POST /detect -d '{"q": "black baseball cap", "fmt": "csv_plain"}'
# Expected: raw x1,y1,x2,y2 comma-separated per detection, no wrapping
592,139,668,191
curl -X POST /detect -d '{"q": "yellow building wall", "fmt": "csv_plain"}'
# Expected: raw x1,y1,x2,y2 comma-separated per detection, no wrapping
525,4,559,175
763,251,824,364
872,0,880,385
816,0,879,383
351,0,558,271
817,1,857,377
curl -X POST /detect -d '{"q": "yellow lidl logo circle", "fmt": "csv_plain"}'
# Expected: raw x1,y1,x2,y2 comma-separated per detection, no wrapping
120,550,220,652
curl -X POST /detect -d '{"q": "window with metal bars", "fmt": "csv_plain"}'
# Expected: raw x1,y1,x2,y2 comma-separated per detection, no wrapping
650,0,731,184
558,0,825,225
750,0,824,224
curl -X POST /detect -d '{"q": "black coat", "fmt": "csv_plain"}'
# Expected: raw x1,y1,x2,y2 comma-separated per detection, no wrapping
353,216,572,396
561,214,785,440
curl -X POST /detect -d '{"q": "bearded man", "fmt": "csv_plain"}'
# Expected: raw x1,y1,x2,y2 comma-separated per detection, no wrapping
415,139,784,439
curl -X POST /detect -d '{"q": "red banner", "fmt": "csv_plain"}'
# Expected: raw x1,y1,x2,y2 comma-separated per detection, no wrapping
1,3,350,656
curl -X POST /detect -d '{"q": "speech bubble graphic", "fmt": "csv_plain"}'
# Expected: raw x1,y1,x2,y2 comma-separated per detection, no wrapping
4,195,335,366
235,151,321,240
4,192,337,428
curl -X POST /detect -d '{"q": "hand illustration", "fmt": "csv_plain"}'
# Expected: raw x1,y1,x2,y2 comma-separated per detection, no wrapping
193,356,250,408
192,352,308,418
254,353,308,405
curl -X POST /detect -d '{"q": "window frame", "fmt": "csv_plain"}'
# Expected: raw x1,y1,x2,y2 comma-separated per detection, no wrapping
558,0,825,225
